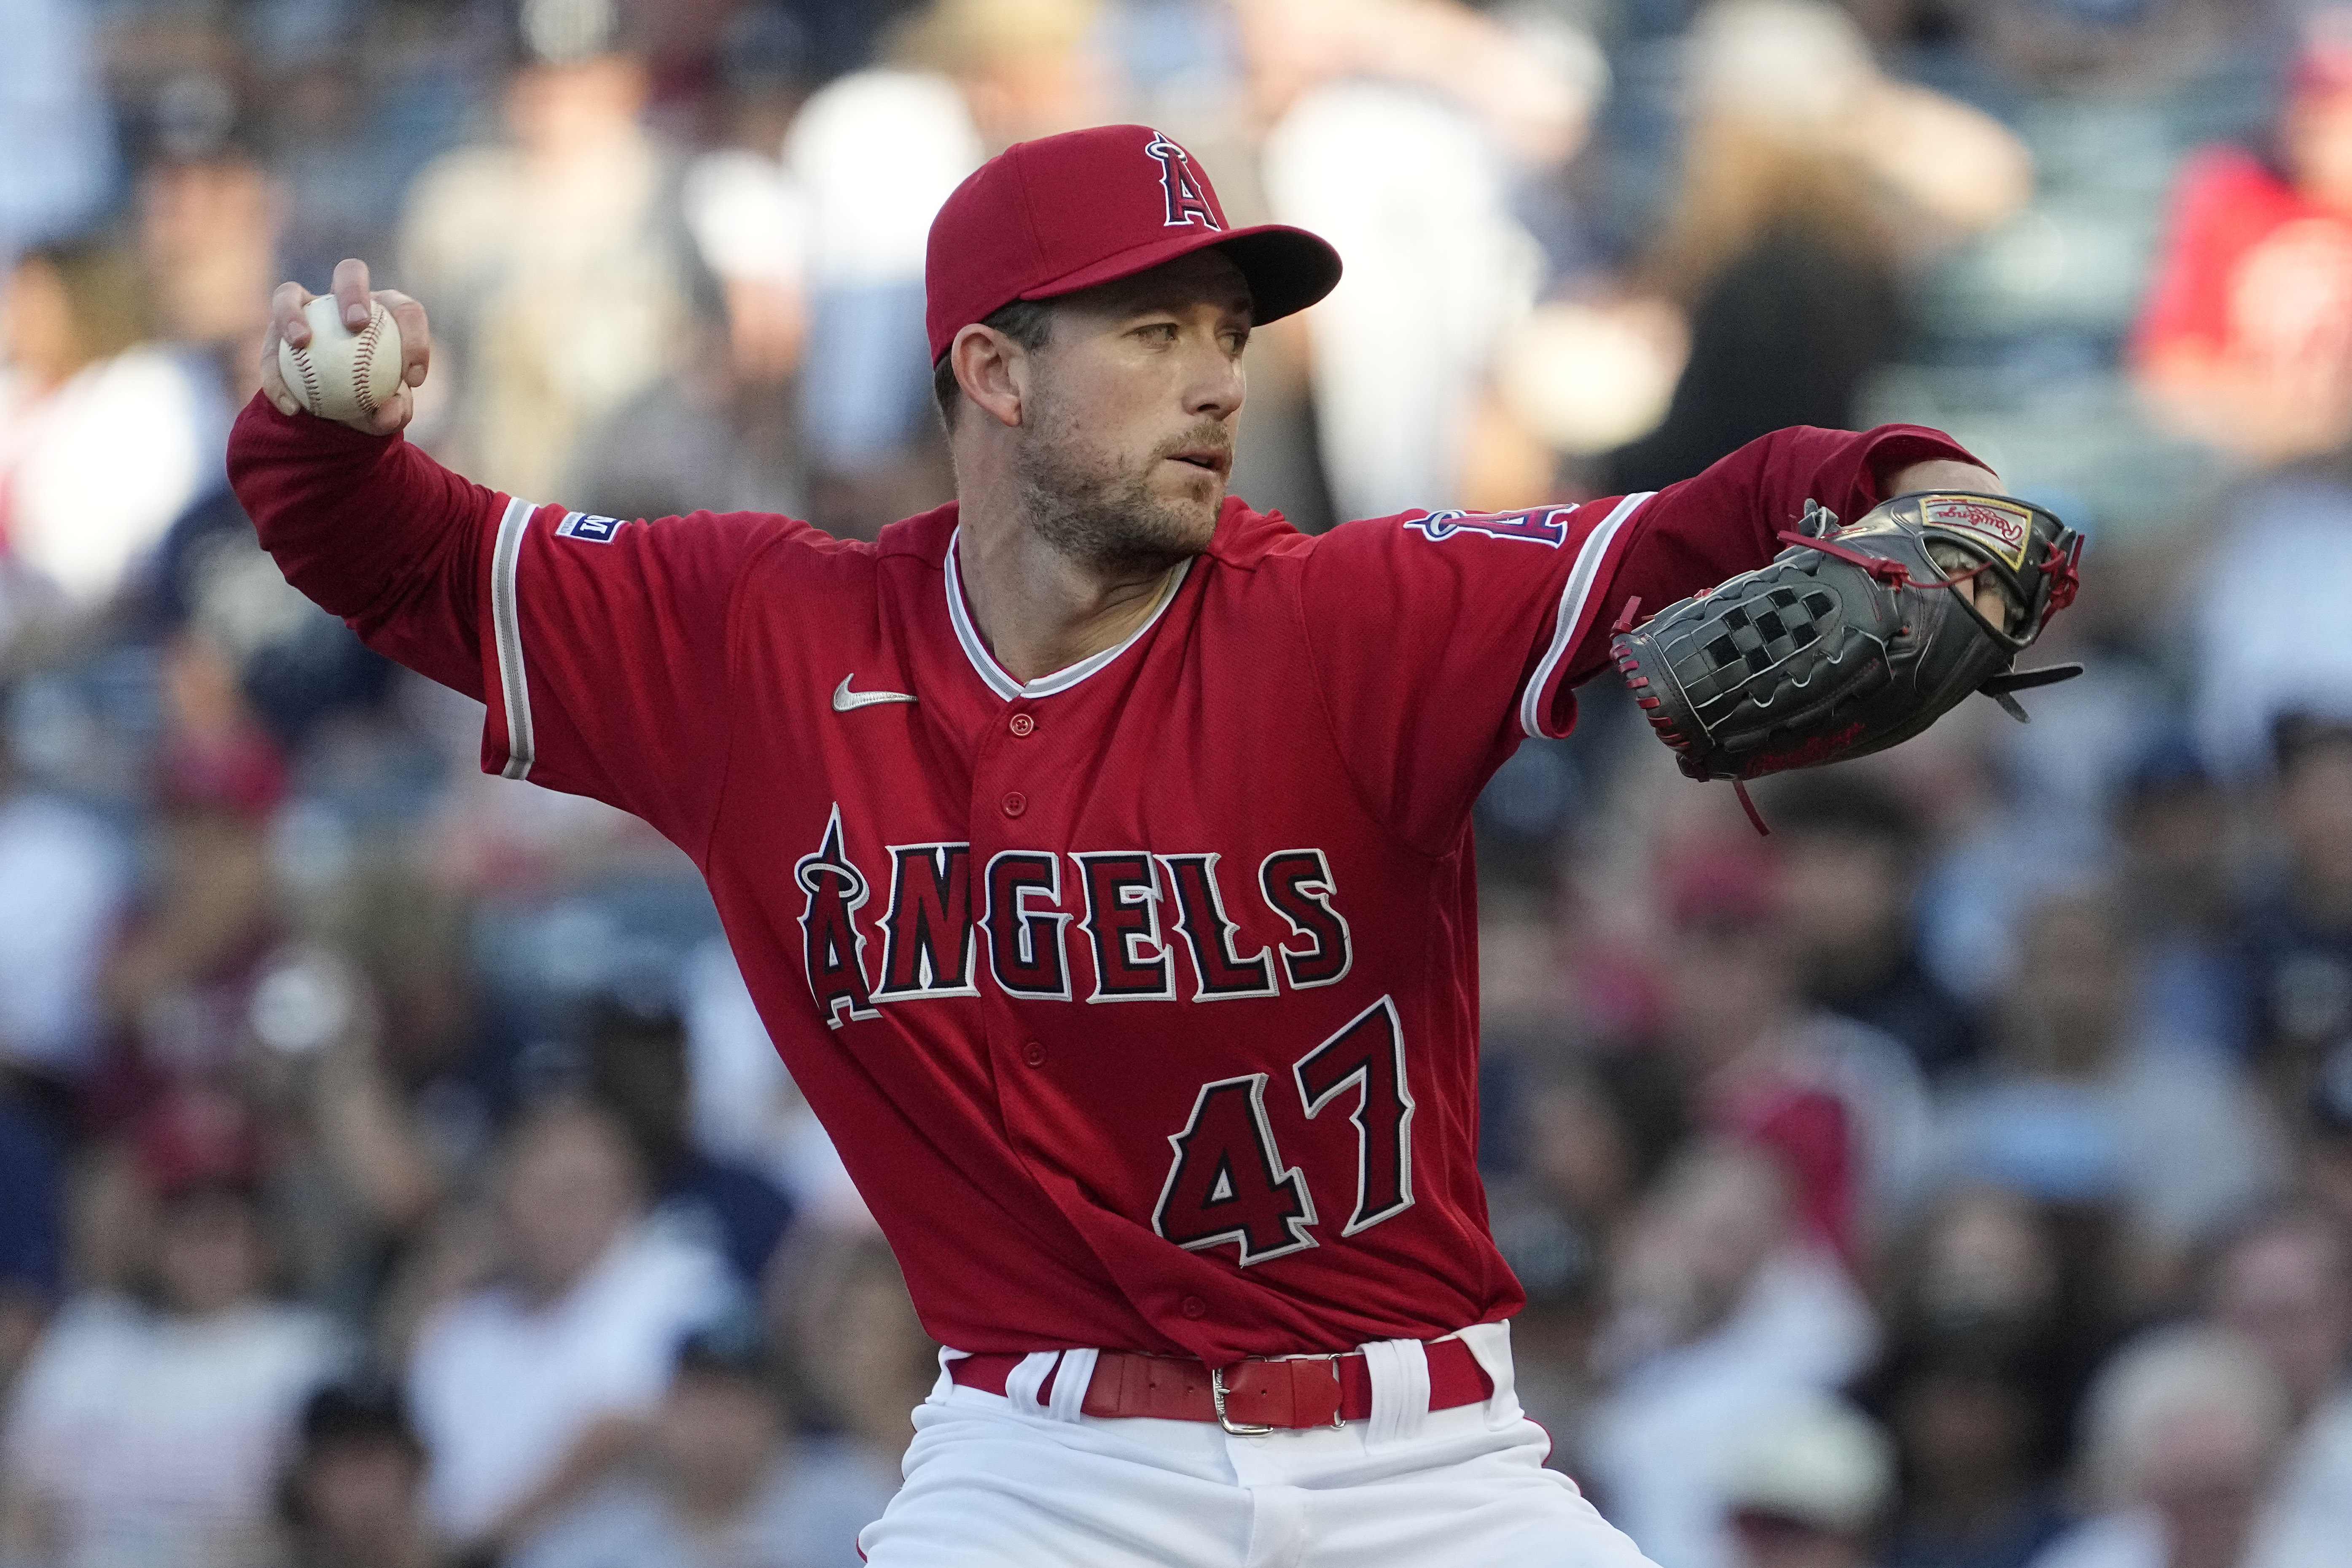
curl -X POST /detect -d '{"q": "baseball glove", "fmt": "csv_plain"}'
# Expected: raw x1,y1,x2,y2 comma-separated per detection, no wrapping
1609,490,2083,827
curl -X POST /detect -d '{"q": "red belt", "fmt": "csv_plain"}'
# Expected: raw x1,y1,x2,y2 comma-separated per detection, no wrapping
948,1340,1493,1432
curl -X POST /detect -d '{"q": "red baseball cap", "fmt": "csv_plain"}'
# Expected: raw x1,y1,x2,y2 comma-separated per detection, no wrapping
924,124,1342,362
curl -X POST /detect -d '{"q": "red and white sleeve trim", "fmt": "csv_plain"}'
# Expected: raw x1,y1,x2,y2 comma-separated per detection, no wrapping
489,495,539,780
1517,491,1653,740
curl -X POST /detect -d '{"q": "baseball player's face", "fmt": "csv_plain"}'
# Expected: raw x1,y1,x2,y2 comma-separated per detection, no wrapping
1015,250,1253,575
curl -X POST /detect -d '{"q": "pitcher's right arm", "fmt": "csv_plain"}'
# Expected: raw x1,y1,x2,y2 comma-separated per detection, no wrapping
231,258,801,854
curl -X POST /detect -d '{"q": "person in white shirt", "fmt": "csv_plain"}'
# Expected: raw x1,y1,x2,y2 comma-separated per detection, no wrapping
2027,1326,2338,1568
2199,1206,2352,1561
0,1097,349,1568
405,1099,736,1560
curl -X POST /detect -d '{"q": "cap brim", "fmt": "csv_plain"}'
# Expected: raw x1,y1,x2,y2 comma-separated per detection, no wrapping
1016,221,1342,328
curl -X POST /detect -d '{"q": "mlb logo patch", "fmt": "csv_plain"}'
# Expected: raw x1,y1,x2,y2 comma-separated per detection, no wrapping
555,512,627,544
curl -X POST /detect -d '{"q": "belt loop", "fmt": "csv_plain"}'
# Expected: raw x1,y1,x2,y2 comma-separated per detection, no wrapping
1046,1347,1098,1422
929,1346,970,1405
1362,1338,1431,1447
1002,1350,1061,1412
1454,1321,1519,1428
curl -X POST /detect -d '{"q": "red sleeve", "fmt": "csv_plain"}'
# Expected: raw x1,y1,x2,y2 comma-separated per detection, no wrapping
1293,422,1980,853
226,393,495,698
226,394,801,856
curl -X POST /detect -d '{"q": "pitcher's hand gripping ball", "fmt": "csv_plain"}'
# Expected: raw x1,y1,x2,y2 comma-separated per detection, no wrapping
276,294,403,425
1610,490,2083,798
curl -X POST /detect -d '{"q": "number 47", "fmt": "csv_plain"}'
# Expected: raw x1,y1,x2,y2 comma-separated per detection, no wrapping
1151,997,1415,1265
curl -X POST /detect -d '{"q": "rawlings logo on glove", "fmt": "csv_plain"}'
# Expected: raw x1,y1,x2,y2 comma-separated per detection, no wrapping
1610,490,2083,830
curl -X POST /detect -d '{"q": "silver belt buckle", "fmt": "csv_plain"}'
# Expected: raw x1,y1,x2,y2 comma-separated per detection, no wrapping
1322,1355,1347,1429
1210,1357,1347,1434
1209,1365,1271,1436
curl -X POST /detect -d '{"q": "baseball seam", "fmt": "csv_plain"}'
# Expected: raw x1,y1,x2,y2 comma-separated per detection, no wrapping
289,343,324,417
353,305,385,417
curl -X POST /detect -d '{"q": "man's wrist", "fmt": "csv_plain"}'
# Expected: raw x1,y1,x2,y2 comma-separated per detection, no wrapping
1884,457,2001,496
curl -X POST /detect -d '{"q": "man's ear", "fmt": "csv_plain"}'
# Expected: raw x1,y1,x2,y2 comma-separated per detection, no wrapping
952,325,1027,430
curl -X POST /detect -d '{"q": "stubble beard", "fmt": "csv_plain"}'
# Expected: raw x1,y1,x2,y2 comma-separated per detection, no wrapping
1015,399,1230,578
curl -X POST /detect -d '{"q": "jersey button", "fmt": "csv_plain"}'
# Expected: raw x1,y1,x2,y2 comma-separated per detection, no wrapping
1001,791,1027,818
1021,1040,1046,1067
1180,1295,1207,1320
1008,713,1035,737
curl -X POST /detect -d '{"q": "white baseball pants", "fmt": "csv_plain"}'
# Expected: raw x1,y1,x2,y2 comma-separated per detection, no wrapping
856,1322,1661,1568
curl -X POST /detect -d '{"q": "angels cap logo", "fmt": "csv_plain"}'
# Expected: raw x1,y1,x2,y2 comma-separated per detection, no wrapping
1923,496,2030,570
1145,132,1221,231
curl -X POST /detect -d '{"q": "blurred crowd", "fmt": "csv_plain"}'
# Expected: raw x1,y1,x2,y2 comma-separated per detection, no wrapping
3,0,2352,1566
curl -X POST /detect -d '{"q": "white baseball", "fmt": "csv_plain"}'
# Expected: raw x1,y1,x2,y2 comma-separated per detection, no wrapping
277,294,404,424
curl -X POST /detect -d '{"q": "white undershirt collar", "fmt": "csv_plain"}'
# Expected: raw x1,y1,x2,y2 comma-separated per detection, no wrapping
943,528,1193,701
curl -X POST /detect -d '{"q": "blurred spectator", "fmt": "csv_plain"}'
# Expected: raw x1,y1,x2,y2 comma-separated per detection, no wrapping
1605,0,2030,494
1770,773,1987,1082
2195,1205,2352,1556
581,990,796,1291
2236,715,2352,1121
134,125,284,409
2134,15,2352,465
1936,890,2282,1272
0,0,116,261
766,1222,933,1494
1231,0,1613,515
2187,485,2352,780
398,1,699,502
1866,1325,2076,1568
127,96,394,744
566,141,812,522
236,943,448,1318
1879,1187,2110,1413
1486,1047,1687,1466
142,482,398,748
89,676,289,1124
277,1382,445,1568
405,1099,736,1559
2113,740,2247,1061
780,65,972,534
2027,1326,2333,1568
0,239,214,621
1720,1398,1897,1568
1262,74,1540,521
1584,1141,1878,1568
0,1091,64,1395
511,1311,893,1568
677,936,864,1221
0,1092,351,1568
0,729,131,1091
783,0,1116,536
1656,838,1934,1260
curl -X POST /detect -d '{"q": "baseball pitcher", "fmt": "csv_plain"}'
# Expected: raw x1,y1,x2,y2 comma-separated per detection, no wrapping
230,125,2078,1566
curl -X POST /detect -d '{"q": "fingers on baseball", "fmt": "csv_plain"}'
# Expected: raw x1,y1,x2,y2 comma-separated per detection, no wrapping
271,280,314,347
373,290,433,387
264,281,312,414
361,387,410,437
331,258,374,331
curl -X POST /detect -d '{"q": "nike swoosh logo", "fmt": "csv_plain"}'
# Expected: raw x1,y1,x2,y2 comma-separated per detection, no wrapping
833,675,919,711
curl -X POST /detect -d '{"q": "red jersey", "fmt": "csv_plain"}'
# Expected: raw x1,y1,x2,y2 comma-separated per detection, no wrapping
2135,145,2352,368
228,399,1968,1362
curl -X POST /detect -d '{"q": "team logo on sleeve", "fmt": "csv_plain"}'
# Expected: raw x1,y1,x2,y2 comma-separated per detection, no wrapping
554,512,628,543
1144,132,1221,230
1404,507,1573,548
